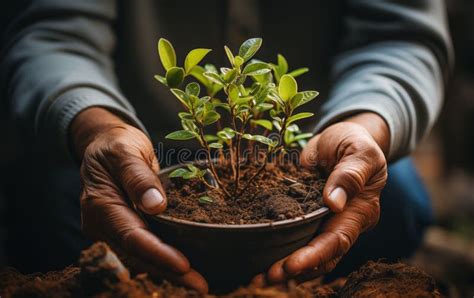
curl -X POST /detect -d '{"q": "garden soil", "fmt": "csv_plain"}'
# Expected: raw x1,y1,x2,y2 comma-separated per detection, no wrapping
0,242,442,297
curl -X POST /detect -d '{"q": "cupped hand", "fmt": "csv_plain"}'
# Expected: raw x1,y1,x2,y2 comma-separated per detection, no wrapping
71,107,208,293
252,112,389,286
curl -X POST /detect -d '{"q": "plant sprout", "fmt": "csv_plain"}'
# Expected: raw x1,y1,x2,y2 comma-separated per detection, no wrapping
155,37,319,199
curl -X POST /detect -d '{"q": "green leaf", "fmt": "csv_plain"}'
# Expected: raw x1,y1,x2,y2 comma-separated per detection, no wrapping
198,196,214,204
203,72,225,86
184,48,212,74
203,111,220,125
242,134,276,147
186,164,206,178
286,124,300,132
288,67,309,78
242,62,271,76
198,96,211,105
251,119,273,130
234,56,244,67
166,67,185,88
228,84,239,103
181,119,197,131
290,90,319,109
169,168,190,178
279,74,298,101
277,54,289,76
234,96,253,105
189,66,209,87
165,130,196,140
223,68,237,83
239,38,263,62
204,134,219,142
224,45,235,66
209,142,223,149
217,128,236,140
154,75,167,86
158,38,177,71
287,112,314,124
170,88,190,108
178,112,193,120
185,82,200,97
256,102,274,111
215,102,231,112
293,133,313,141
204,64,218,73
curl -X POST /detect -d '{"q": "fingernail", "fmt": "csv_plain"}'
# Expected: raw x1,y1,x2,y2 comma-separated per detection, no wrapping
328,187,347,212
141,188,164,213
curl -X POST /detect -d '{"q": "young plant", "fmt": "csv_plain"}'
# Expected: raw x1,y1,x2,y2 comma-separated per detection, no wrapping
155,37,319,199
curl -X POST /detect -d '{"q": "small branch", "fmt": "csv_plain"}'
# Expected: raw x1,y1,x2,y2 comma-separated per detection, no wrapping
236,149,270,197
236,113,289,197
198,127,231,198
230,105,241,195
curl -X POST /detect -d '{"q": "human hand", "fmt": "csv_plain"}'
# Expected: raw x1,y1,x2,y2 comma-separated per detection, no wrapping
70,107,208,293
253,112,389,285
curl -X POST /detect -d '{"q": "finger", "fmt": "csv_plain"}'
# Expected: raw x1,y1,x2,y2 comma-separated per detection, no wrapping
293,257,341,284
250,273,267,288
175,270,209,294
266,257,289,284
322,154,375,213
138,259,208,294
112,153,167,215
121,226,191,275
283,199,374,276
81,195,191,275
301,135,347,212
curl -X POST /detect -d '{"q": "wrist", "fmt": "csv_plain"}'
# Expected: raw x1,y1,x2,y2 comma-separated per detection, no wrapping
342,112,391,157
70,107,129,160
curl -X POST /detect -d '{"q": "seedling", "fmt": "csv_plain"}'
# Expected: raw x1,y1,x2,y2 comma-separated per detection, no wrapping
155,38,319,199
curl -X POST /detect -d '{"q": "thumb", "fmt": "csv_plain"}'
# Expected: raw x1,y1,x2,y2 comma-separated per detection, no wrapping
115,154,167,215
323,156,373,213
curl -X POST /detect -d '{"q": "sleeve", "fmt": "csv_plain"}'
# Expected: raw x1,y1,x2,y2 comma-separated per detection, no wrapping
314,0,454,160
0,0,147,160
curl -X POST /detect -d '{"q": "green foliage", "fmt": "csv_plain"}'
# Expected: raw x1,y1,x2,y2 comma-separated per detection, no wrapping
238,38,262,62
169,164,207,179
185,48,212,74
158,38,176,71
279,75,298,101
165,130,196,140
284,124,314,148
166,67,185,87
154,37,320,198
198,196,214,204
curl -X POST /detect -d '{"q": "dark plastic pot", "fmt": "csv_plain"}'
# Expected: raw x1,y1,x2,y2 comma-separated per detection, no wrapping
144,163,330,291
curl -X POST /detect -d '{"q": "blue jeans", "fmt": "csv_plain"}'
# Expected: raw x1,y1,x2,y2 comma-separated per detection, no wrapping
5,157,432,275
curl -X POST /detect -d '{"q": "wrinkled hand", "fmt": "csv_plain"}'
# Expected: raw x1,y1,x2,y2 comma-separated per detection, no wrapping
71,107,208,293
253,112,389,285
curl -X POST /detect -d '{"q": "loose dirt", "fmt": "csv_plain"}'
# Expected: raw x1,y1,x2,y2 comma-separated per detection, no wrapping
0,243,443,298
165,161,326,224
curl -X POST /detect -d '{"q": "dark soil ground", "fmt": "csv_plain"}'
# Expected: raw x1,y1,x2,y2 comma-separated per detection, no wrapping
0,242,443,297
165,161,326,224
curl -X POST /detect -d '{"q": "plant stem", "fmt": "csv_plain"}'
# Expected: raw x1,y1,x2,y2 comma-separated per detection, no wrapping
230,105,241,194
236,114,289,196
198,126,231,198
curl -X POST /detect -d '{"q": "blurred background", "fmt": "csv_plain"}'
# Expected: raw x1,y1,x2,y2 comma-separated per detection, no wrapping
0,1,473,297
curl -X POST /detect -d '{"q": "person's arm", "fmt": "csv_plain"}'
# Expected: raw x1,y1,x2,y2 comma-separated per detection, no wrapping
255,0,453,285
0,0,144,159
0,1,208,292
315,0,453,161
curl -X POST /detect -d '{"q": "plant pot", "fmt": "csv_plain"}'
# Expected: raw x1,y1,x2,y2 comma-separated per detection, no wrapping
144,163,330,292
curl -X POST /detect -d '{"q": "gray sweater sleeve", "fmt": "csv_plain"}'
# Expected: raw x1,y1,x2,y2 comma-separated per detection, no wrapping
315,0,453,160
0,0,145,160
